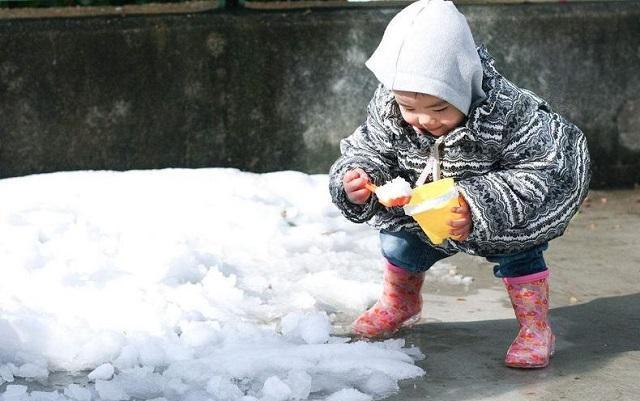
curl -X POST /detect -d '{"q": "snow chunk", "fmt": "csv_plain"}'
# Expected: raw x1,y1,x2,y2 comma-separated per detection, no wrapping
63,384,92,401
17,363,49,380
28,391,65,401
285,370,312,400
205,376,243,400
113,345,138,371
326,388,372,401
261,376,292,401
113,366,164,400
0,364,15,382
359,371,398,398
95,379,129,401
179,321,221,348
88,363,114,381
375,177,412,204
3,385,28,398
280,312,331,344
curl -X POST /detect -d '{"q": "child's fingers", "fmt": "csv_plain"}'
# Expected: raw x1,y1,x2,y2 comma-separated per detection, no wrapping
451,230,470,241
448,218,470,228
451,207,469,216
351,188,370,201
345,168,368,181
451,203,470,214
448,217,472,240
450,195,471,240
343,169,369,186
352,168,368,179
347,188,371,205
344,176,368,193
449,225,470,234
449,221,471,235
452,195,470,214
343,170,360,183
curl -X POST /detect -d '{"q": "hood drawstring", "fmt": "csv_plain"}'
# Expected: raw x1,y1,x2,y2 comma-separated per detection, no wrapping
415,136,445,186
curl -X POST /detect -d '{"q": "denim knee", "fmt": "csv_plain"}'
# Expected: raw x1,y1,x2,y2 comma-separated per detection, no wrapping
379,229,452,273
487,243,549,278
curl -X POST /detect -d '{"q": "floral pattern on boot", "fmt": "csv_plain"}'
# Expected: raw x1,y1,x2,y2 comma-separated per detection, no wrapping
504,274,555,368
352,262,424,338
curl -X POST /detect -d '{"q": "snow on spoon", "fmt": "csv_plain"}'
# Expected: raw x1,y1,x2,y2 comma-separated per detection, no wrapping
365,177,412,208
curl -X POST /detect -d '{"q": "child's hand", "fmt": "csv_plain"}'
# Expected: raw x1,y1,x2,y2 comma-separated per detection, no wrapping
343,168,372,205
449,195,472,241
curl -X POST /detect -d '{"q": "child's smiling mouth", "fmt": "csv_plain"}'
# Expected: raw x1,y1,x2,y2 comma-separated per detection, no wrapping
413,125,445,136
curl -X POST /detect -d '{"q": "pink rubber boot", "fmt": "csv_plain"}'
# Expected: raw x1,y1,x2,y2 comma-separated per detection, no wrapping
352,261,424,338
503,271,555,368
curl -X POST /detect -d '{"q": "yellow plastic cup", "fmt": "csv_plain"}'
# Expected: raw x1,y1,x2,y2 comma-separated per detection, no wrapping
403,178,461,244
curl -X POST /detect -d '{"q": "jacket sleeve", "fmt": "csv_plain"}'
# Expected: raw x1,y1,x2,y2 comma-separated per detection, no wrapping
456,95,570,245
329,85,399,223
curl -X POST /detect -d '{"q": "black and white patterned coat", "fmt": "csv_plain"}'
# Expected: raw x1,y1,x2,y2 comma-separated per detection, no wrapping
329,46,591,256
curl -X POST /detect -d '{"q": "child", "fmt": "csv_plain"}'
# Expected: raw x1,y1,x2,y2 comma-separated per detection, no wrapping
328,0,590,369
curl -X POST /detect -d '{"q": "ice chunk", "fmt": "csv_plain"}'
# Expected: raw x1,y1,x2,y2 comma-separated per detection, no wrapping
72,332,124,371
261,376,292,401
115,366,165,399
205,376,243,400
281,312,330,344
285,370,311,400
0,364,15,382
63,384,93,401
163,341,194,363
17,363,49,380
138,339,166,366
179,321,221,348
88,363,115,381
3,385,28,398
359,371,398,398
326,388,373,401
95,379,130,401
164,377,190,397
28,391,65,401
113,345,139,371
181,390,213,401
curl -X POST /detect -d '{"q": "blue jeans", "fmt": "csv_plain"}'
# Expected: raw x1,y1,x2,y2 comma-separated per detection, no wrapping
380,229,548,278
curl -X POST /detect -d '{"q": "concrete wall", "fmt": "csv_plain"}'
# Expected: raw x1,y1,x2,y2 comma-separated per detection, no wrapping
0,2,639,187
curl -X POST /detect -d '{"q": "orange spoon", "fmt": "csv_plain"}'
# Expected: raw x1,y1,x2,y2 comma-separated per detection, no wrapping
365,182,411,207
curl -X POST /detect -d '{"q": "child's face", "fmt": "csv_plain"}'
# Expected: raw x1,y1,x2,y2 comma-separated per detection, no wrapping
393,91,465,137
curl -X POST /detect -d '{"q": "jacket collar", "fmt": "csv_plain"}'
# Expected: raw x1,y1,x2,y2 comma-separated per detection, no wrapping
381,44,504,148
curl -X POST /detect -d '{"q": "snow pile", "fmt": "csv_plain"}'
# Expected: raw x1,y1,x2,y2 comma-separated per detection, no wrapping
0,169,470,400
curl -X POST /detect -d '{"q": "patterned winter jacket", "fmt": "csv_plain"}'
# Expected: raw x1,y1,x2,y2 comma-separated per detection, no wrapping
329,46,591,256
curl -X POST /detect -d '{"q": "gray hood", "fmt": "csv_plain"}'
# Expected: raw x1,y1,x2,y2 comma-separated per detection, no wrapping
365,0,485,115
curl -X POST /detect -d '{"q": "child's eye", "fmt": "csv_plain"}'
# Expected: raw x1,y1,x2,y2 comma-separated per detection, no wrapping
434,107,448,112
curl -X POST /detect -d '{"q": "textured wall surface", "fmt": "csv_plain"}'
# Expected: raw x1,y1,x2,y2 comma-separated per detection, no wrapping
0,2,639,187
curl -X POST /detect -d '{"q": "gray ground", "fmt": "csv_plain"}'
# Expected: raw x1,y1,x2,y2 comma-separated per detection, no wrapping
384,188,640,401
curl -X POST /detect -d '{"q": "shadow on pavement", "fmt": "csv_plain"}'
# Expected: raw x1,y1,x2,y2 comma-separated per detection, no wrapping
385,293,640,401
